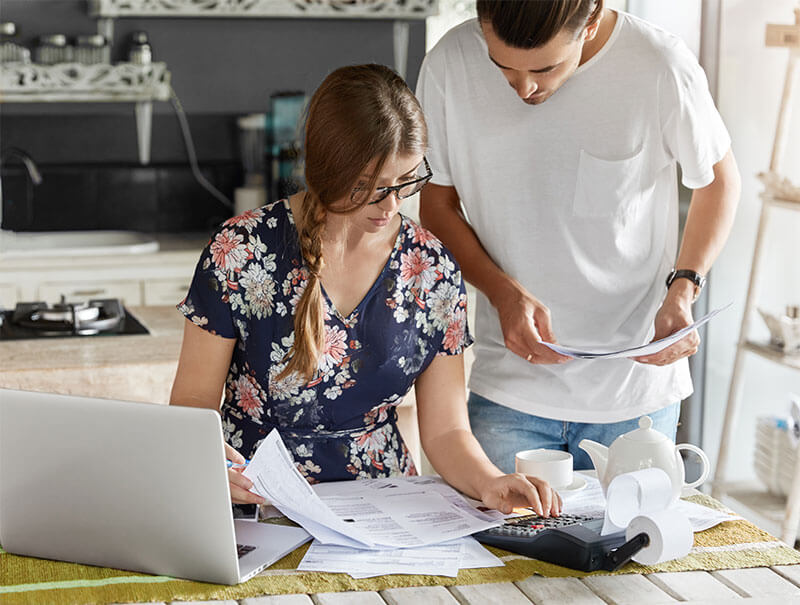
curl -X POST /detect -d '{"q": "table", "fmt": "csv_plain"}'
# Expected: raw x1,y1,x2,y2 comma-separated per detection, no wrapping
107,482,800,604
113,566,800,604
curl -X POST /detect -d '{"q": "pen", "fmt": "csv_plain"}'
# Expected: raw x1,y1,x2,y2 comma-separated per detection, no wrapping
226,459,250,469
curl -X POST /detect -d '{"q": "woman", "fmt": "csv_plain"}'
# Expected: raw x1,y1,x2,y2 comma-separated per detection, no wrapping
170,64,560,516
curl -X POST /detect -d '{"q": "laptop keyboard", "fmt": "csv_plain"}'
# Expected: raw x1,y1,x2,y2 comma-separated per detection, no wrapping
237,544,256,558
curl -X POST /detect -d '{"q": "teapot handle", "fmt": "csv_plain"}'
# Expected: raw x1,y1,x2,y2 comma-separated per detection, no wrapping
676,443,710,489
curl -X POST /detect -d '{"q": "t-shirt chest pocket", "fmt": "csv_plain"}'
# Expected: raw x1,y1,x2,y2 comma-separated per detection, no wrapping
572,145,645,220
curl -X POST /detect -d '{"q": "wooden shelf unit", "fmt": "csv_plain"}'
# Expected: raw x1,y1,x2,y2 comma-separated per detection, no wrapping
713,6,800,546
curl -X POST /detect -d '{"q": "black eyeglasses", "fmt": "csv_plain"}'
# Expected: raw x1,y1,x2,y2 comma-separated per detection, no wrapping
351,157,433,205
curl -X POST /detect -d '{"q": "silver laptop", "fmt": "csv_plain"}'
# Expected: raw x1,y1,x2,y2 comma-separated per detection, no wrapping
0,388,310,585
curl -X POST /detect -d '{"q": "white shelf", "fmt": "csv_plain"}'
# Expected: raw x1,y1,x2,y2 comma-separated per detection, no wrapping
89,0,438,19
760,171,800,206
0,62,171,103
744,340,800,371
720,481,791,541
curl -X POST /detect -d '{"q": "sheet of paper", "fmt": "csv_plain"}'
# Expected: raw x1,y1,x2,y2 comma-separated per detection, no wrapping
674,498,743,531
458,536,505,569
317,489,500,548
315,475,500,523
298,539,464,578
300,536,504,578
242,429,375,547
244,431,499,549
542,303,731,359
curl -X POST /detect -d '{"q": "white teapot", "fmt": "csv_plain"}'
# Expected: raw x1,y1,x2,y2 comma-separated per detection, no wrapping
579,416,710,504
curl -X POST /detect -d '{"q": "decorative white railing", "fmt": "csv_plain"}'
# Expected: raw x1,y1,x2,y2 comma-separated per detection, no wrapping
0,62,172,103
88,0,438,19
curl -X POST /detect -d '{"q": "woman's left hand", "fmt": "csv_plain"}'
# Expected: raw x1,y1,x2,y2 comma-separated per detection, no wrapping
480,473,562,516
225,443,265,505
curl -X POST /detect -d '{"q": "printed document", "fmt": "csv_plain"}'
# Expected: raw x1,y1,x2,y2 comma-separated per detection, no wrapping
542,303,731,360
243,430,500,549
298,536,504,578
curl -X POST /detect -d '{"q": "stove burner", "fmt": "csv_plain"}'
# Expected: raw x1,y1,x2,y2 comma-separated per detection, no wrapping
13,297,123,336
0,298,149,340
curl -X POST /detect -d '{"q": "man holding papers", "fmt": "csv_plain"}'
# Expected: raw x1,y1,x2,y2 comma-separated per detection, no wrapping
417,0,741,470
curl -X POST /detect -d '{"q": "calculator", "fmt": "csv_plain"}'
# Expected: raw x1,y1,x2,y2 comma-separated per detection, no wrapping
473,513,641,572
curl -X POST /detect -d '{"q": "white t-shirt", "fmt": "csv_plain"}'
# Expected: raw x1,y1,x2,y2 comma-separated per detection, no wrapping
416,12,731,423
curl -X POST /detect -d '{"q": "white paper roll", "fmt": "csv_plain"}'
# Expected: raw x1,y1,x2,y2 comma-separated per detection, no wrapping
603,468,673,535
626,509,693,565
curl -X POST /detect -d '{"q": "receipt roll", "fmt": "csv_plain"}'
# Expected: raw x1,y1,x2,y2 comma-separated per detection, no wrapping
625,509,693,565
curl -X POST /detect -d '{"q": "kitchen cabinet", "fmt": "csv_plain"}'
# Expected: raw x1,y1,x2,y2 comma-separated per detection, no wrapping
0,233,204,308
143,277,193,306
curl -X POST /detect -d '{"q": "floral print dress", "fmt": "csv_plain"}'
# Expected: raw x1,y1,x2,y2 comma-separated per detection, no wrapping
178,199,472,483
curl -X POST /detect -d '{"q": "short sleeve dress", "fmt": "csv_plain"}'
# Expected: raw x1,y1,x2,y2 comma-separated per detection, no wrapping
178,199,473,483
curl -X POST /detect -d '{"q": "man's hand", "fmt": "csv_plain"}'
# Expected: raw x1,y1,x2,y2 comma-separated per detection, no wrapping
634,280,699,366
492,279,572,365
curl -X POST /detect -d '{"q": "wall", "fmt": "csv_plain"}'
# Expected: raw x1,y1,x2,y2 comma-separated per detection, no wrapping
705,0,800,481
0,0,426,231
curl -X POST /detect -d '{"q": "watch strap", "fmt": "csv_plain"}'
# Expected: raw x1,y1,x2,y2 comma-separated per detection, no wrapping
666,269,706,299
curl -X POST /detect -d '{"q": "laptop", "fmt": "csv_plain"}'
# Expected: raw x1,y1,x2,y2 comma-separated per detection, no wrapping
0,388,310,585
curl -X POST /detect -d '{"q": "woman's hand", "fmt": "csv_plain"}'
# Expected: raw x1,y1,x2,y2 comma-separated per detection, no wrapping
225,443,265,506
479,473,562,517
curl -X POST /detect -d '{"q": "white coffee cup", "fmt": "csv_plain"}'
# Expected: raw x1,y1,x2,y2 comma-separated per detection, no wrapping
515,449,573,489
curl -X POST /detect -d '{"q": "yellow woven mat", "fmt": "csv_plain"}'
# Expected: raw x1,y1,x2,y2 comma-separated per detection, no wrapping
2,494,799,605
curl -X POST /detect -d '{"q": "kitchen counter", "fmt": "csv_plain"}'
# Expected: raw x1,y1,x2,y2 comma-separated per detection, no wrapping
0,305,186,403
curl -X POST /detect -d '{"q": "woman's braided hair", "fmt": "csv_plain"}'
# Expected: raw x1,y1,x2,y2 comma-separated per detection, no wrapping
277,64,427,383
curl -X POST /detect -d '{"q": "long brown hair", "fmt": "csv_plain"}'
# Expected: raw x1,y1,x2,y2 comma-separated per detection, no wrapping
277,64,427,383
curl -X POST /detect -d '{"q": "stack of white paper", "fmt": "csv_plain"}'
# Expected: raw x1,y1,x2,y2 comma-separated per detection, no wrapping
242,430,505,576
298,536,504,578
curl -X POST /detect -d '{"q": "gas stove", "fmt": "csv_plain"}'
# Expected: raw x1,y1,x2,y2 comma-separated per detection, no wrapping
0,298,149,340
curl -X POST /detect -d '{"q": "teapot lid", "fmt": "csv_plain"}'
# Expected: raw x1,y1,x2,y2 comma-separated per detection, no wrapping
620,416,667,443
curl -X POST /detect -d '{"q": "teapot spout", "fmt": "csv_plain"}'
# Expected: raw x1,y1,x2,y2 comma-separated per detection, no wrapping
579,439,609,479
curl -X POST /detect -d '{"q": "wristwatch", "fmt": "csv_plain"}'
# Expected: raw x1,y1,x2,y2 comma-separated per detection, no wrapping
665,268,706,301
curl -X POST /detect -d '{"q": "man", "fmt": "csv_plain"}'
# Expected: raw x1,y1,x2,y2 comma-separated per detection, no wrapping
416,0,740,472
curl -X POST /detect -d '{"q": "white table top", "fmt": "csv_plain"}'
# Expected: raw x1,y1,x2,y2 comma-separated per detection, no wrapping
116,565,800,604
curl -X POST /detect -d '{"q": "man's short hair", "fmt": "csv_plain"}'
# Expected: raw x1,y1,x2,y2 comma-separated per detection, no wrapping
476,0,603,49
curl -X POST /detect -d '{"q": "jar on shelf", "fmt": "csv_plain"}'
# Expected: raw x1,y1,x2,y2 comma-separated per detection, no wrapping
34,34,73,64
128,31,152,65
0,22,31,63
74,34,110,65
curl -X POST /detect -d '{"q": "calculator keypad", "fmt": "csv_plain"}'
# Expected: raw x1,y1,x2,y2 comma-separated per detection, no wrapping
486,513,599,537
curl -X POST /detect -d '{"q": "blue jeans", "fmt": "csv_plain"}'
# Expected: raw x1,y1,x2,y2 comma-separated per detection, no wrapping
468,392,680,473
